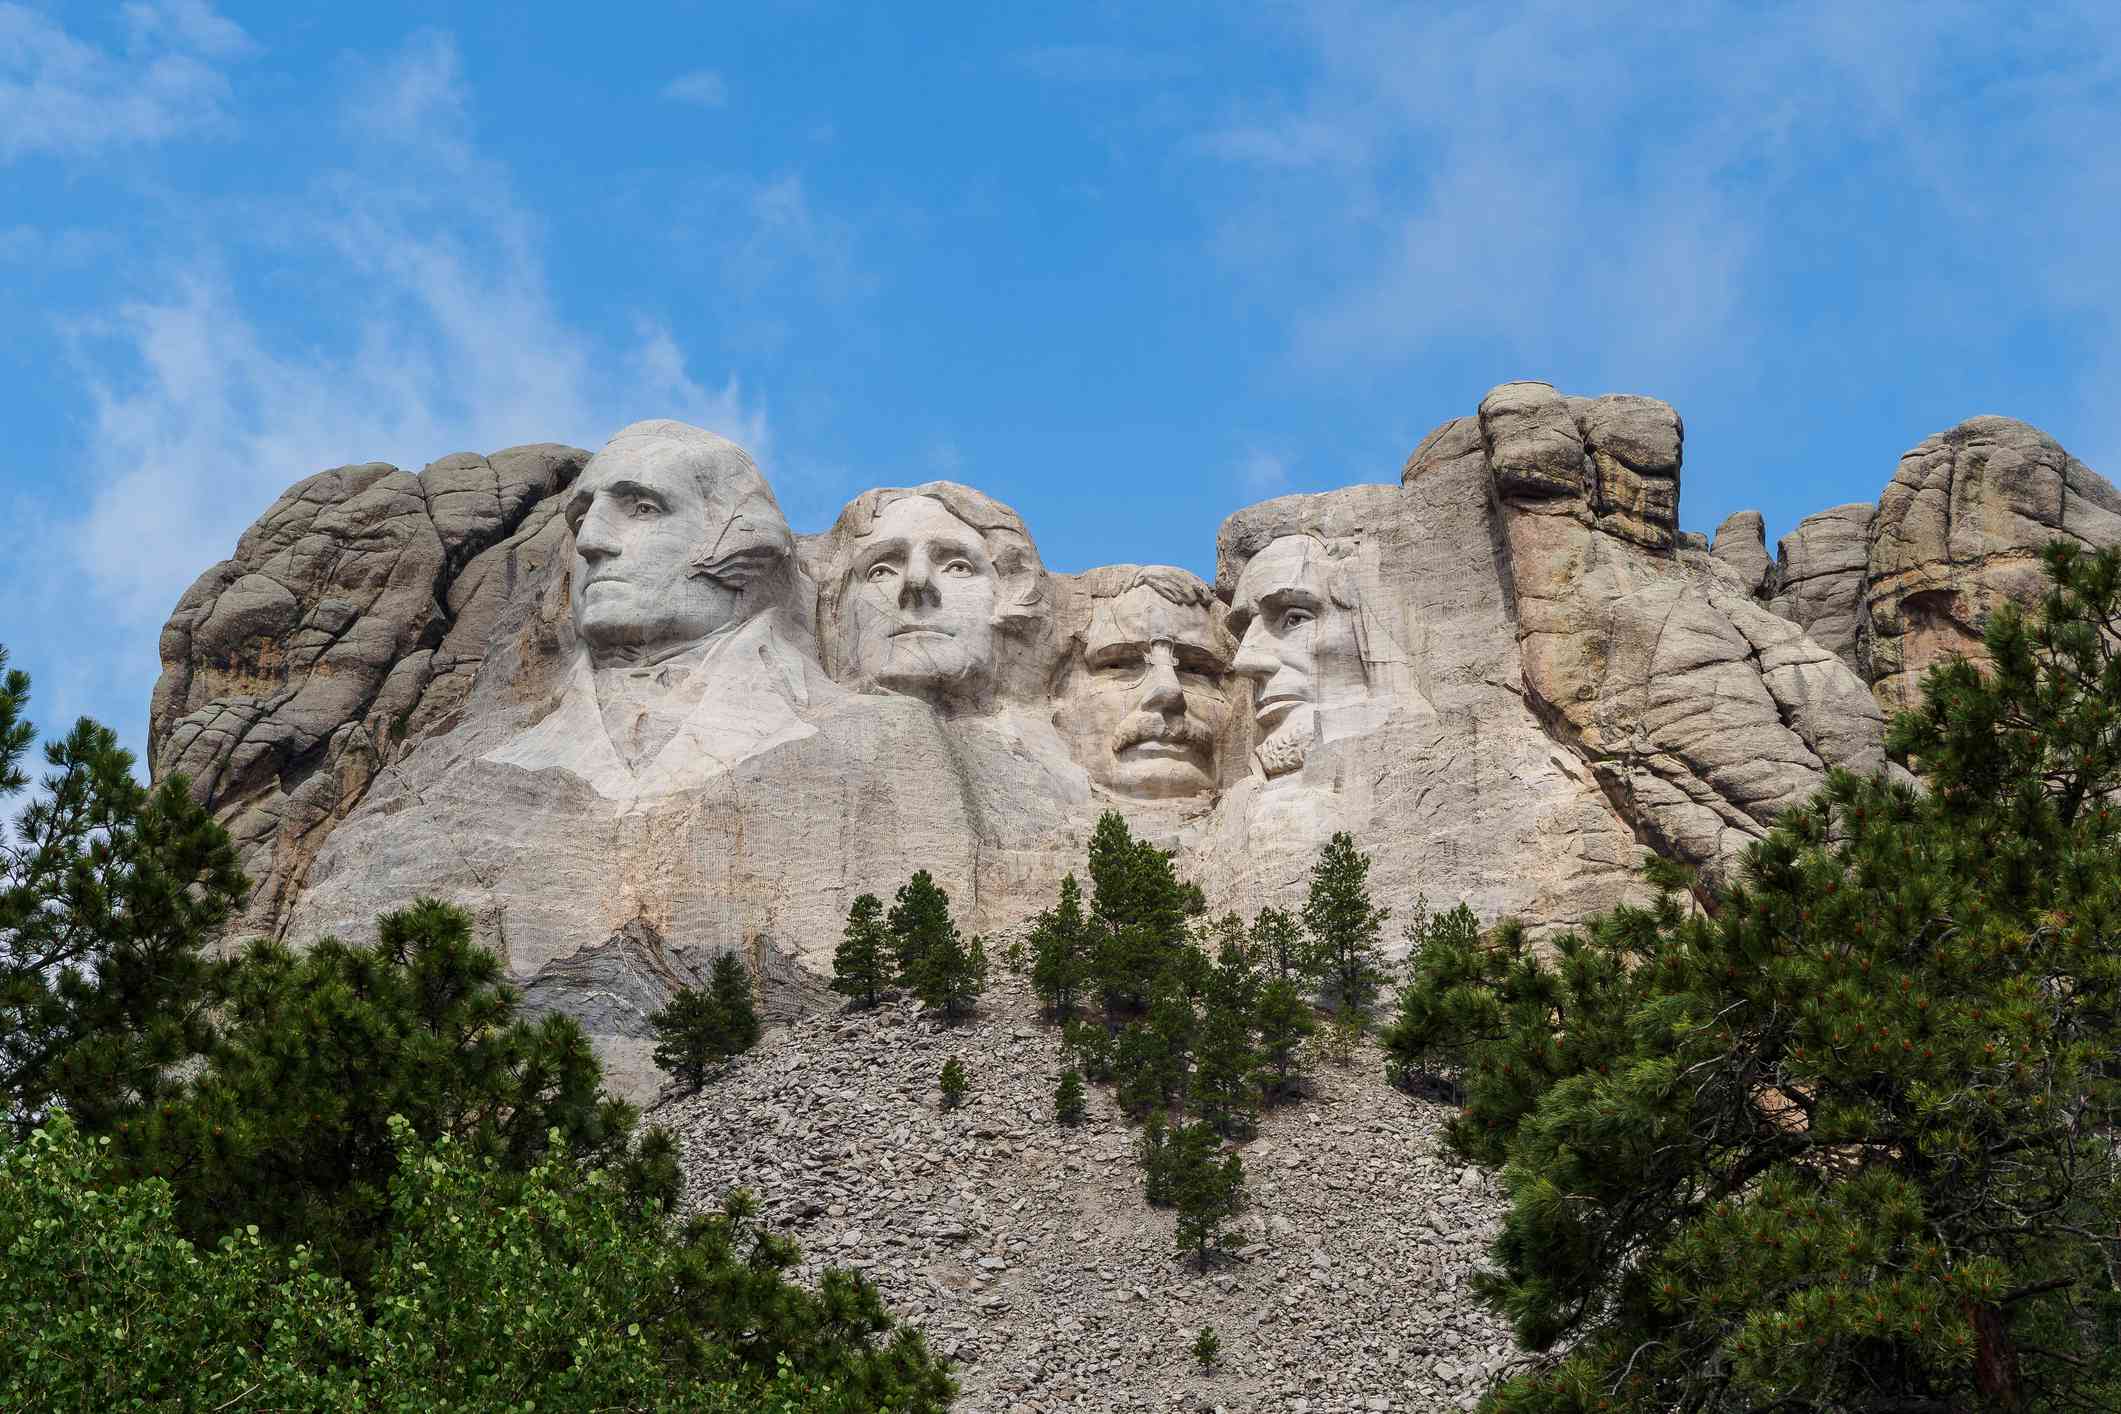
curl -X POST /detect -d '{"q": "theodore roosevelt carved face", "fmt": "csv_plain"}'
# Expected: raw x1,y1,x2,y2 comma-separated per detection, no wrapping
564,422,791,668
825,484,1047,705
1055,567,1233,800
1227,534,1370,777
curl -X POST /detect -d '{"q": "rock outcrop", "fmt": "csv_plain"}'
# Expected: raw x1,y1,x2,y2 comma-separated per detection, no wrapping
147,389,2121,1094
1867,416,2121,711
1768,503,1874,674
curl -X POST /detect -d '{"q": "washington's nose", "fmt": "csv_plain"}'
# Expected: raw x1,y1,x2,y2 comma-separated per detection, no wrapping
575,502,622,563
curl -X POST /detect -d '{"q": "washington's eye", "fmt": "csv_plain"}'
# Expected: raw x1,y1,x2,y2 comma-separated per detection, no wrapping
1281,608,1314,631
867,563,898,582
630,498,660,519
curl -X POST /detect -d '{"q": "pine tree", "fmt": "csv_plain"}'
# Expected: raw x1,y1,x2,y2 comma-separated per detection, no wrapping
1191,1325,1220,1370
1167,1121,1244,1270
915,928,987,1021
652,952,761,1094
0,648,248,1134
1027,873,1093,1021
938,1056,967,1109
1389,541,2121,1412
1114,978,1194,1117
1248,905,1311,986
1085,812,1196,1015
1136,1107,1173,1206
1054,1069,1086,1125
708,949,763,1052
1061,1018,1115,1082
831,893,891,1009
109,898,674,1290
887,870,955,989
1189,930,1259,1138
1301,831,1389,1018
1251,975,1314,1106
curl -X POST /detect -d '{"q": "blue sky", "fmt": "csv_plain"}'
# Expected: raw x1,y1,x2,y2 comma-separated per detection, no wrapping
5,1,2120,759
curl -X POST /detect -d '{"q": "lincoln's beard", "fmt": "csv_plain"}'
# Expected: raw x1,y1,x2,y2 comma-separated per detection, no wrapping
1255,704,1313,778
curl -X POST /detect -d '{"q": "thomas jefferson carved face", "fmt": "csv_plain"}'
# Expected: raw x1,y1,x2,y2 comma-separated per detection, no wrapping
564,426,788,669
846,495,1001,697
1227,535,1368,776
1056,570,1233,800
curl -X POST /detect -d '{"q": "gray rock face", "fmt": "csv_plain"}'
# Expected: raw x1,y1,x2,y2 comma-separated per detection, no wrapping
150,446,587,932
1470,387,1883,885
149,390,2119,1095
1768,503,1875,674
1867,416,2121,711
1709,510,1773,597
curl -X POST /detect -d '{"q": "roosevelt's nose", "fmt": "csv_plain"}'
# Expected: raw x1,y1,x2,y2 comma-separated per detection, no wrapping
1140,651,1185,714
1233,623,1278,682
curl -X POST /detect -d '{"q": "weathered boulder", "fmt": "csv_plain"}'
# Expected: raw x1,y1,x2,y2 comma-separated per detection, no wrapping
1867,416,2121,711
148,446,588,935
1768,503,1874,675
1471,384,1884,885
1709,510,1773,597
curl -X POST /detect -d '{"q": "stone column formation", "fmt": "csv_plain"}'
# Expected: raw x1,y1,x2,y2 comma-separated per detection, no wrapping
149,387,2121,1096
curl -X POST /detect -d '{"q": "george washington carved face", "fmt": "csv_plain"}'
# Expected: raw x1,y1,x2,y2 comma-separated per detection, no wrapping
564,422,790,669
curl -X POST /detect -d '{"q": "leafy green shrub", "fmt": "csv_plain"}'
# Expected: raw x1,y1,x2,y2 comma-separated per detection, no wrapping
0,1115,954,1412
938,1056,968,1109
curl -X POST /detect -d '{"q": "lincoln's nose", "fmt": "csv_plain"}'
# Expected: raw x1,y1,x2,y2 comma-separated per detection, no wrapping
1232,624,1279,682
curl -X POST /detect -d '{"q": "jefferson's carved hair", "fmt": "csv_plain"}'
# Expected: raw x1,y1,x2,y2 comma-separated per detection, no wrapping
817,481,1050,696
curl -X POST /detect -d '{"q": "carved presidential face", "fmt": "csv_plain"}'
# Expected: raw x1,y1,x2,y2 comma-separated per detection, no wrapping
846,495,1000,697
1056,575,1233,800
1227,536,1368,774
566,438,753,665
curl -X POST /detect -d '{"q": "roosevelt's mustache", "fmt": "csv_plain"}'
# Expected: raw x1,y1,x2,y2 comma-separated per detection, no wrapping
1112,712,1213,753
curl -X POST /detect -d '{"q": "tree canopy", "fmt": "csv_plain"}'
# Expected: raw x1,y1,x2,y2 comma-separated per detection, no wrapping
1386,541,2121,1413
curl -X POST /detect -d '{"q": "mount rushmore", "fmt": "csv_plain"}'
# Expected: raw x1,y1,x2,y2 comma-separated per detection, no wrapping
148,381,2121,1093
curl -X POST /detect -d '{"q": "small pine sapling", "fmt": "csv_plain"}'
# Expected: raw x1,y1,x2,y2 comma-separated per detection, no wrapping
1055,1069,1086,1125
1192,1325,1220,1370
830,893,891,1009
938,1056,968,1110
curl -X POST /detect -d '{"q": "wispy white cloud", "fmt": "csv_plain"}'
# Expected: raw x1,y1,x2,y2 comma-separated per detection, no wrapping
58,30,770,683
1193,0,2121,410
661,68,727,107
0,0,253,161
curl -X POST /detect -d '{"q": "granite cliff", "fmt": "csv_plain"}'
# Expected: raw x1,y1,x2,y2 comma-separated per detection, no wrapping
149,385,2121,1094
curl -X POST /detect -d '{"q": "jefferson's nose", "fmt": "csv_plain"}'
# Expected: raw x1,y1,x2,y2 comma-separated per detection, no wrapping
898,555,939,608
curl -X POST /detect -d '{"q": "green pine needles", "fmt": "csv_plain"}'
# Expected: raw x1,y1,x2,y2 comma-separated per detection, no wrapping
1386,541,2121,1413
652,951,763,1093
